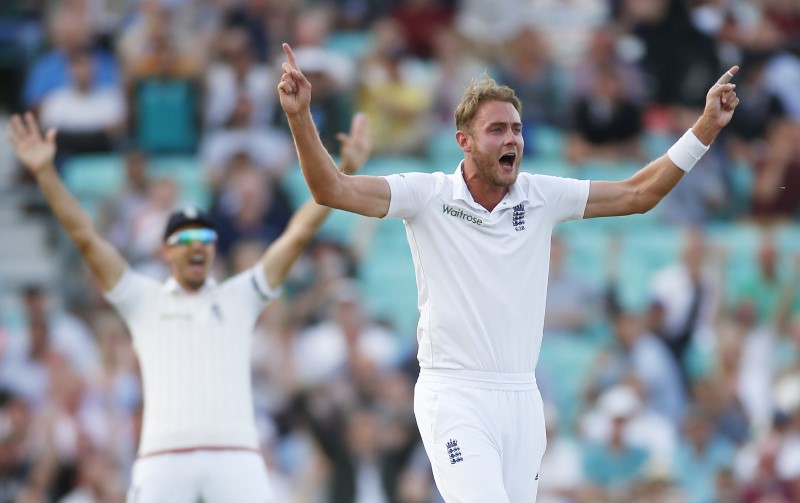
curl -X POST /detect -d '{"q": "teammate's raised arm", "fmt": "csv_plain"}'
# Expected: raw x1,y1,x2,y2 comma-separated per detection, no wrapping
6,113,126,291
584,66,741,219
260,113,373,289
278,43,390,218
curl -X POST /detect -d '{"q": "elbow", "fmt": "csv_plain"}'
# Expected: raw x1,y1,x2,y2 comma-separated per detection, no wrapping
312,189,336,208
633,193,661,214
72,230,95,254
309,181,345,209
627,181,663,214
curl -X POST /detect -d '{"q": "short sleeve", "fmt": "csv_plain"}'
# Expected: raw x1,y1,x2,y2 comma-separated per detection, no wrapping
532,174,590,224
218,265,282,314
104,268,160,323
383,172,444,220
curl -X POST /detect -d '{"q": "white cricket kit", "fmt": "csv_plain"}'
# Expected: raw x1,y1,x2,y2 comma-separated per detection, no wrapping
383,164,589,502
105,265,279,503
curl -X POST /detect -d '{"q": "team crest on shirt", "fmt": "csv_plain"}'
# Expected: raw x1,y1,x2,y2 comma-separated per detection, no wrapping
512,203,526,231
446,439,463,464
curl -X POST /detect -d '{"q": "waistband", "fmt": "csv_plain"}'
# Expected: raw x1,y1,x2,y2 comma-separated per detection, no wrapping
418,368,538,390
137,445,261,460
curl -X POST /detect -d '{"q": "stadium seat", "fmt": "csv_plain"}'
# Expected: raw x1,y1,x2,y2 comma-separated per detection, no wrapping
528,124,566,161
150,156,211,209
357,219,419,339
426,127,461,166
62,154,125,202
324,30,371,60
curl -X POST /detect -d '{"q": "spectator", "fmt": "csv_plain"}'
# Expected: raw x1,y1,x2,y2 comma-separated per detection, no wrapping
117,2,204,80
647,227,722,382
201,27,293,187
39,49,126,156
357,19,434,156
210,159,292,260
582,386,650,498
22,7,118,110
673,407,737,503
525,0,610,71
543,234,602,337
600,310,687,424
128,38,201,154
582,383,677,462
427,28,487,129
0,0,45,111
618,0,721,107
565,63,644,165
389,0,454,60
495,27,569,151
292,279,399,389
98,150,151,255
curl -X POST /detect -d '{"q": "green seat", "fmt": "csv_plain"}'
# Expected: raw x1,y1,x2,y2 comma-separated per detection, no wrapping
426,127,460,166
538,336,602,430
362,155,430,176
63,154,126,200
324,30,371,60
358,219,419,339
529,124,566,161
150,155,211,208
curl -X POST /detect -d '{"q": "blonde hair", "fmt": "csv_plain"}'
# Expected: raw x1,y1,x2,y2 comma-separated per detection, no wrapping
454,73,522,133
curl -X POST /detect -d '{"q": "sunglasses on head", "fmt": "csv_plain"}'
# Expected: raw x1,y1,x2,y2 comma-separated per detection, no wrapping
166,228,218,246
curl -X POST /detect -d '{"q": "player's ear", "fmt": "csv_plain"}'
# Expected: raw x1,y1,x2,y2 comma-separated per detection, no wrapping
161,243,173,262
456,130,471,153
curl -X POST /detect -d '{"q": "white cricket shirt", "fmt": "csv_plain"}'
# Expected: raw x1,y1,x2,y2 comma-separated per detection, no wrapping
384,163,590,374
105,265,279,455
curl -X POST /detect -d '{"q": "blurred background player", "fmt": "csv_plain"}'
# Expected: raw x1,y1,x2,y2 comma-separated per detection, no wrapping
5,111,371,502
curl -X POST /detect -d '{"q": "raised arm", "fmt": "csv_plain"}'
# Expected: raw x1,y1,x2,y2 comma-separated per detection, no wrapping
584,67,741,218
278,43,390,218
6,113,126,291
260,113,372,289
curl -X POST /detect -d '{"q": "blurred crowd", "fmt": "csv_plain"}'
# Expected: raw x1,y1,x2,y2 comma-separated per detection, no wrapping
1,0,800,502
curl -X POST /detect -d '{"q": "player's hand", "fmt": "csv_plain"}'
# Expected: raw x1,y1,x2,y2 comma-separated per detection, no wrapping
337,113,372,175
278,43,312,116
6,112,57,177
703,66,740,129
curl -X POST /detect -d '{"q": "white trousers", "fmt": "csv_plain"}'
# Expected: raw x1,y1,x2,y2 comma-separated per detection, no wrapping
126,449,274,503
414,369,547,503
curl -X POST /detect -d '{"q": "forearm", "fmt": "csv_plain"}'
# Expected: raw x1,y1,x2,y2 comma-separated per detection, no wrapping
691,115,723,146
260,198,332,288
285,110,345,205
633,118,718,211
35,164,99,248
287,198,332,245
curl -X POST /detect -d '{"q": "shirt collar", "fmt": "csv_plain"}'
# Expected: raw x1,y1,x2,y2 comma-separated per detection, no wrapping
163,276,217,295
451,161,528,210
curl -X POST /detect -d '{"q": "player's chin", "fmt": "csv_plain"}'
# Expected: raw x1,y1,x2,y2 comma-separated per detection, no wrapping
184,266,209,285
497,165,519,185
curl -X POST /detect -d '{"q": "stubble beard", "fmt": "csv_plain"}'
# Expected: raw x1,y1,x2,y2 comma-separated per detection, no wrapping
471,149,518,188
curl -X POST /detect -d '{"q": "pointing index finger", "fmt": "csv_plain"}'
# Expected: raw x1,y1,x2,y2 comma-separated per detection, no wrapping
715,65,739,86
282,43,298,70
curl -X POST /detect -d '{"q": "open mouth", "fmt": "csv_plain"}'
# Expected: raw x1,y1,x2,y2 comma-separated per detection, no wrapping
189,254,206,268
499,153,516,168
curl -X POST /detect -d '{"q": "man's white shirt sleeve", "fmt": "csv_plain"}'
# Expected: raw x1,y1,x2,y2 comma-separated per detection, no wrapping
531,174,590,224
383,172,444,220
104,268,161,336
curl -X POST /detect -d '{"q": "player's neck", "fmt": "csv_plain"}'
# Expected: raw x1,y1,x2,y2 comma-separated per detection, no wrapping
461,166,508,213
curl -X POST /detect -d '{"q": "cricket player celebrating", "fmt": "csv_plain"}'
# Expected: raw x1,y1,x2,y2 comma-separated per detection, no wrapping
6,111,371,502
278,41,740,502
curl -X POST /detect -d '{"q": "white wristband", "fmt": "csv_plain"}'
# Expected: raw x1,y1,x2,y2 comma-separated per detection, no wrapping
667,128,710,172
